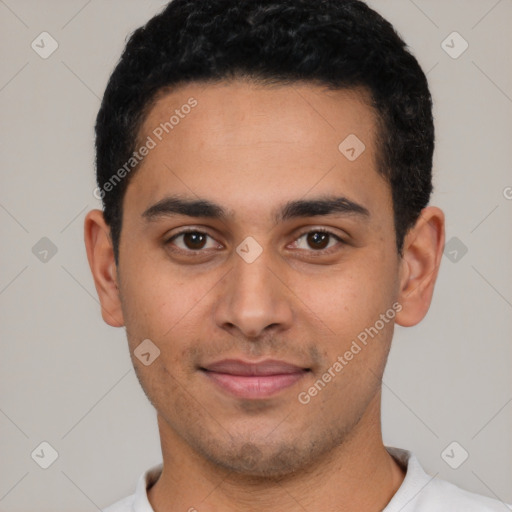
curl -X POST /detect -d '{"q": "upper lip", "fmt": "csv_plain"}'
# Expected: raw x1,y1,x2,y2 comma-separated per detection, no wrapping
201,359,309,376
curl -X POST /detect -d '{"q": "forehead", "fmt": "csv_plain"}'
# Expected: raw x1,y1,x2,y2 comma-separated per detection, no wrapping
139,79,378,152
125,80,390,224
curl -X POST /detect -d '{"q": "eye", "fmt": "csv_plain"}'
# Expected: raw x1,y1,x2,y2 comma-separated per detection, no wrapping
166,230,221,252
291,229,345,252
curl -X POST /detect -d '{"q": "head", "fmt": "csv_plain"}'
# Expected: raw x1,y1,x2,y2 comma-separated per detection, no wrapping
85,0,444,478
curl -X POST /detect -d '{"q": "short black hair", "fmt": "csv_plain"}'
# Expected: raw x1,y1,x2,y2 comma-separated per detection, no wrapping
95,0,434,265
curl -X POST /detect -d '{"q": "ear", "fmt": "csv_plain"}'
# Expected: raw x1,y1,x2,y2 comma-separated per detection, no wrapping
395,206,445,327
84,209,124,327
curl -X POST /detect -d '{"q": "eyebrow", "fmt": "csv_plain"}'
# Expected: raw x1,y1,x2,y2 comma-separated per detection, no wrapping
141,195,370,224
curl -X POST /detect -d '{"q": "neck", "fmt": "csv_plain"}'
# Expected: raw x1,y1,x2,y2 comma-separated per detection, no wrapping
148,393,405,512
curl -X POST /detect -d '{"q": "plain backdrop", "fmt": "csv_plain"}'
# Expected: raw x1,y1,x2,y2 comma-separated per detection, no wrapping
1,1,511,510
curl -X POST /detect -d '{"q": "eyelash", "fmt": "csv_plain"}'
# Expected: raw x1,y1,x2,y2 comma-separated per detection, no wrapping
164,228,346,256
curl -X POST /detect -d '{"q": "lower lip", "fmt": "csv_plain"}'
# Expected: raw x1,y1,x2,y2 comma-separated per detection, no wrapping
202,371,307,399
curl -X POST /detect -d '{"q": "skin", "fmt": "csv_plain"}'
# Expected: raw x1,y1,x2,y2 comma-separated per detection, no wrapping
84,79,445,511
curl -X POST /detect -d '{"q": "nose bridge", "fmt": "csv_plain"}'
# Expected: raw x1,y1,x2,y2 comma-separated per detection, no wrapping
214,243,293,338
234,249,273,301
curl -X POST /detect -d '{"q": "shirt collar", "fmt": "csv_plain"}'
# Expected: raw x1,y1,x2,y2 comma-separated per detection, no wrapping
133,462,163,512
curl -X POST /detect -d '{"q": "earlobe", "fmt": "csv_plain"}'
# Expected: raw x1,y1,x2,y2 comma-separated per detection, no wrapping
395,206,445,327
84,209,125,327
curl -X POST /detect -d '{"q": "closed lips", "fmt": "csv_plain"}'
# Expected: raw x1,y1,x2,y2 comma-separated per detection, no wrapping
201,359,310,376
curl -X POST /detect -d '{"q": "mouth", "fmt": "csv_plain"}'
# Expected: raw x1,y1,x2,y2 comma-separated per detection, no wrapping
199,359,311,399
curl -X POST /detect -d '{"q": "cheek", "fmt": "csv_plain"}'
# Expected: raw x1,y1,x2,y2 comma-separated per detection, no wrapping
118,255,185,339
290,249,398,354
119,256,218,364
295,263,391,326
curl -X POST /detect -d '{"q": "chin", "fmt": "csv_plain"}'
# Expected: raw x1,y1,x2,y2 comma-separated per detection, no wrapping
194,431,339,480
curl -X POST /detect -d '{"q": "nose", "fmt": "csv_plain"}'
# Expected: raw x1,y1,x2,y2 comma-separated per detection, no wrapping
214,246,294,339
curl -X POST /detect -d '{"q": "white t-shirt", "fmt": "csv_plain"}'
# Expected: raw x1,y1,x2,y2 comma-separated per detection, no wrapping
102,446,511,511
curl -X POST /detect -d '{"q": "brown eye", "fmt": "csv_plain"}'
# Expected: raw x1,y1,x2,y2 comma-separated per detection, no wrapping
292,229,344,253
306,231,330,250
166,230,219,252
182,232,207,250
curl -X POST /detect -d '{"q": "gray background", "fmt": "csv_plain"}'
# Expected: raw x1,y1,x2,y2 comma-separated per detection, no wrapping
1,0,511,510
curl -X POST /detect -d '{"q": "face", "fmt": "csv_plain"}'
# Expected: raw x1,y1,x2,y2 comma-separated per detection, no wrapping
114,80,403,477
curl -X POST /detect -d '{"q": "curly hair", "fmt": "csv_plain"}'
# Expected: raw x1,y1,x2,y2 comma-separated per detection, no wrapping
95,0,434,265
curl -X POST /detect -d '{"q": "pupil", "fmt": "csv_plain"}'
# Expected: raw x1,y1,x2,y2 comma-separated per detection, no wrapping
184,232,206,249
308,232,329,250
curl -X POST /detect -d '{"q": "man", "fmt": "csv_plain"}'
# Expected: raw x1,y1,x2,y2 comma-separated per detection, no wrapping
84,0,509,510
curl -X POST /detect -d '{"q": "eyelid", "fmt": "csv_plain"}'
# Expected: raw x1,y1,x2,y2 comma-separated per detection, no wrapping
294,226,346,242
